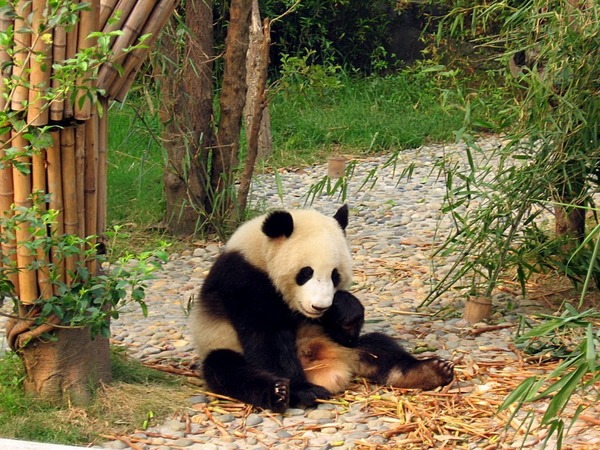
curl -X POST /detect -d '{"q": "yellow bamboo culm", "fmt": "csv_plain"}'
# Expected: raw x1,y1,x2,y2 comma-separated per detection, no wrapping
96,98,108,239
97,0,157,91
60,126,79,284
74,0,99,120
75,122,86,238
99,0,124,31
47,131,66,291
30,141,52,299
11,0,32,112
63,0,80,120
0,133,19,296
114,0,178,101
0,6,13,112
84,113,98,275
50,23,67,121
11,131,38,304
27,0,51,126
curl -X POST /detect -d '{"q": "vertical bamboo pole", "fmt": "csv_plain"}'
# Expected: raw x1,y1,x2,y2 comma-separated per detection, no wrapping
50,24,67,121
64,0,80,120
11,0,32,112
31,144,52,299
11,131,37,304
47,131,66,292
27,0,51,126
61,127,79,284
0,6,13,112
96,98,108,239
0,136,19,296
75,122,86,238
74,0,99,120
84,113,98,275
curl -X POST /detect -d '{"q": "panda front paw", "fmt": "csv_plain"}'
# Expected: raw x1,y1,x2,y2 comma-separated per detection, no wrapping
290,382,331,408
269,379,290,413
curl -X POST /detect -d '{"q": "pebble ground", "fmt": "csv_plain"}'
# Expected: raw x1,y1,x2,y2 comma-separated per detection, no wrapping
2,137,599,449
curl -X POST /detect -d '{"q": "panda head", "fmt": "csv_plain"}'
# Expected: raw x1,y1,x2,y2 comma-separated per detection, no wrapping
229,205,352,318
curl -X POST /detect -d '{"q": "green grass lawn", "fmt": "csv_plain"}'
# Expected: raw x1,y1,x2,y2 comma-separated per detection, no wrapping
105,73,464,229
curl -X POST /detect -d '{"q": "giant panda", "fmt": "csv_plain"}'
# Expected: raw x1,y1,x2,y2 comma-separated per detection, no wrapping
190,205,454,413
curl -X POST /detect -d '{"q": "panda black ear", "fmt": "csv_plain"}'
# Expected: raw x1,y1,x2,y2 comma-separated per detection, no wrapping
333,204,349,231
262,210,294,238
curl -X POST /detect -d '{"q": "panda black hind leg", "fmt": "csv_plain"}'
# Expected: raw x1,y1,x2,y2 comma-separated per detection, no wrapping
355,332,454,391
203,349,290,413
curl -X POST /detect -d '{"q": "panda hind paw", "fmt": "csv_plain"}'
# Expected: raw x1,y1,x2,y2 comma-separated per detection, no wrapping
388,357,455,391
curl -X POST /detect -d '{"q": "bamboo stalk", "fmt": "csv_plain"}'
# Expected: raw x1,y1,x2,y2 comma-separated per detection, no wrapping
84,113,98,274
114,0,178,101
11,131,38,304
0,134,19,296
74,0,99,120
97,0,158,92
75,122,86,238
64,0,80,120
11,0,32,112
50,24,67,121
102,0,137,34
60,126,79,284
27,0,51,126
99,0,123,31
47,131,65,292
31,145,52,299
0,6,13,112
96,98,108,239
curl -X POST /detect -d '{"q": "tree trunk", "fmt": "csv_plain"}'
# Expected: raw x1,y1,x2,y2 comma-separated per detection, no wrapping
212,0,252,220
244,0,272,160
161,0,214,236
17,325,111,406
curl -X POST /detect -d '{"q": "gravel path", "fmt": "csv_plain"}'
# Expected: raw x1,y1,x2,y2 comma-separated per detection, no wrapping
2,137,599,449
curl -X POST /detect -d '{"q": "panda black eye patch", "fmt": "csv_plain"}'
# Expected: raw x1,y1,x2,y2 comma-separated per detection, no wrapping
331,268,341,286
296,266,314,285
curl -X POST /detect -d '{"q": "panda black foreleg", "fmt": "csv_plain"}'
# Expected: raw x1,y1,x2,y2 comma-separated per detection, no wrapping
318,290,365,347
203,349,290,413
355,332,455,391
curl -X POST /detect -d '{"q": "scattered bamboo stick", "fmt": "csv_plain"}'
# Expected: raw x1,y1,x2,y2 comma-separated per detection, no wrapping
11,131,37,304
